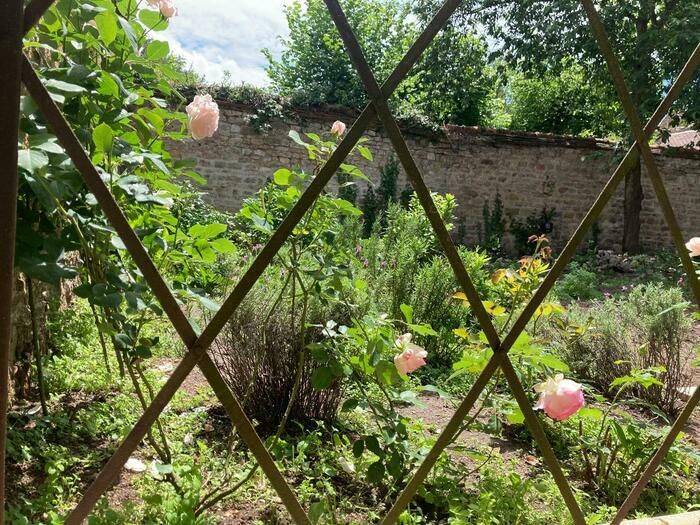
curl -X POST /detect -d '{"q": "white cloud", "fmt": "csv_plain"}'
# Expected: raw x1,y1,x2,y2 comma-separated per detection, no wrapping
161,0,290,84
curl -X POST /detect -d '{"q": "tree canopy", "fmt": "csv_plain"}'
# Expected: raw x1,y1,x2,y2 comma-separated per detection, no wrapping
266,0,497,126
508,61,623,137
469,0,700,129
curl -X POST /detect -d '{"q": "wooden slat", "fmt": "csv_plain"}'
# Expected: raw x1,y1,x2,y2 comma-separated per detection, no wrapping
0,3,24,523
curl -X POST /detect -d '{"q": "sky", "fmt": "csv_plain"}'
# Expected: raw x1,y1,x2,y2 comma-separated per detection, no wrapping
161,0,290,85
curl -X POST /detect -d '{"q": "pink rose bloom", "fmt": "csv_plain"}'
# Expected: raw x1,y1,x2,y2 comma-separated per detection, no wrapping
534,374,585,421
394,333,427,375
331,120,346,137
158,0,177,18
145,0,176,17
686,237,700,257
186,94,219,140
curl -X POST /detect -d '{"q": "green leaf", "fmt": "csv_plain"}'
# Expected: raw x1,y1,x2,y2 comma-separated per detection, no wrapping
197,294,221,313
92,123,114,153
357,145,373,161
400,303,413,324
364,436,383,457
188,223,227,240
576,407,603,420
153,462,174,475
354,279,367,290
95,12,118,46
506,407,525,425
367,460,385,485
29,134,64,154
288,130,307,146
311,366,335,390
420,384,451,399
114,333,132,350
375,360,399,386
309,501,325,525
97,72,120,98
17,149,49,173
537,354,570,372
44,78,86,95
408,323,438,336
139,8,164,29
147,40,169,61
117,16,139,53
352,439,365,458
94,291,123,308
210,237,236,254
273,168,294,186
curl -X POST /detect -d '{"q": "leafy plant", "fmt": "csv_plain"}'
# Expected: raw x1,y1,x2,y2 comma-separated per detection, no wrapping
481,192,505,256
509,207,557,256
552,284,693,415
560,369,700,510
554,263,602,302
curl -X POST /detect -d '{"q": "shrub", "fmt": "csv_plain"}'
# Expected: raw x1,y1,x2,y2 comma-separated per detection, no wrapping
509,207,557,256
481,192,506,256
554,263,602,302
553,283,692,415
357,193,459,318
212,275,346,429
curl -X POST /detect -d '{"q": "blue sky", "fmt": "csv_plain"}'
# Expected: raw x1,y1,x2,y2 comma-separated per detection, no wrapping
161,0,290,85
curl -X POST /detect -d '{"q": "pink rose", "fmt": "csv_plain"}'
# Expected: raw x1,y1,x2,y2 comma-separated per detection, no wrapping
330,120,346,137
186,94,219,140
158,0,177,18
534,374,585,421
686,237,700,257
394,333,427,375
145,0,177,18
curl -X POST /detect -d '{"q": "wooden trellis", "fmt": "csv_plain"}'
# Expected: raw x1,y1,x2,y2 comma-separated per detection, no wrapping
0,0,698,523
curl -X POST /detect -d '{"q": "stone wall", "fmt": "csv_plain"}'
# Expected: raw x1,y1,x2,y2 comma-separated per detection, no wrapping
169,102,700,252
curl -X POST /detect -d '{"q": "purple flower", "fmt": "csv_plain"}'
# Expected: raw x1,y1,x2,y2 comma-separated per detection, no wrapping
362,258,369,268
380,260,387,269
355,245,363,256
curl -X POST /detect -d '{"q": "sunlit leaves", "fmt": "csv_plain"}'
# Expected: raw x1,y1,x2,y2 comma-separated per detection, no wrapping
18,150,49,173
95,11,118,46
146,40,169,61
44,78,86,96
92,124,115,159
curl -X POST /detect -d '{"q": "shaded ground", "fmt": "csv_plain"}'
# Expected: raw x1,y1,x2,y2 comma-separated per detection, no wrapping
9,340,699,523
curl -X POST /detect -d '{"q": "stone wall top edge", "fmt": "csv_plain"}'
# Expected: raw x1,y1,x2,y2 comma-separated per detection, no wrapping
215,100,700,159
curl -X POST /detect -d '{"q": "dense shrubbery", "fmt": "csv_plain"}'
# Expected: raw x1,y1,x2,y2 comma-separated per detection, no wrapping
552,284,693,415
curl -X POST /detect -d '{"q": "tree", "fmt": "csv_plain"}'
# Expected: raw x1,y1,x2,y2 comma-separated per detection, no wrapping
407,1,497,125
457,0,700,252
266,0,497,126
266,0,415,108
508,61,623,138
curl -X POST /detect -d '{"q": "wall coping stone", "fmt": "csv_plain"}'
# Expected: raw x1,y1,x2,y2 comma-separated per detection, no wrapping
210,99,700,159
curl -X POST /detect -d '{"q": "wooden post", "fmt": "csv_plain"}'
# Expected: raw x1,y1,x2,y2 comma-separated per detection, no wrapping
0,0,24,522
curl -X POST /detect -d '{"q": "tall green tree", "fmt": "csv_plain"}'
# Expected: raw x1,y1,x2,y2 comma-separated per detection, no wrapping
266,0,497,126
508,61,623,138
265,0,415,108
460,0,700,252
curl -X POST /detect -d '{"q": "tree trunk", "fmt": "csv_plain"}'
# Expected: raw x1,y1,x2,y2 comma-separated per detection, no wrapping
622,159,643,254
